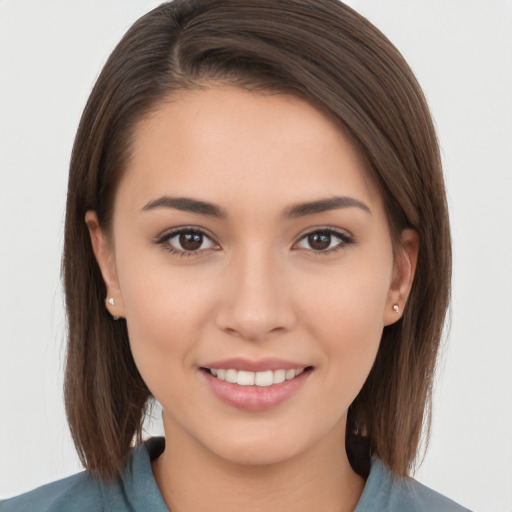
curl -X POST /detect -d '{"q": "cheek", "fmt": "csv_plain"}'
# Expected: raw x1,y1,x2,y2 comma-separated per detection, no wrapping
115,248,217,386
303,262,391,395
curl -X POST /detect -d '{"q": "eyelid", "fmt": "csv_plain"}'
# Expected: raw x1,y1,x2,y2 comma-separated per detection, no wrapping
153,225,354,257
293,226,354,253
153,226,221,257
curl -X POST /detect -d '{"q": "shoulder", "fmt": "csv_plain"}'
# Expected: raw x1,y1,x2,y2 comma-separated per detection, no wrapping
0,472,104,512
0,438,166,512
355,458,472,512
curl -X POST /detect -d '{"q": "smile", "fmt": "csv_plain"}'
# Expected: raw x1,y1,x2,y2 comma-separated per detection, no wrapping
202,365,312,411
207,368,305,387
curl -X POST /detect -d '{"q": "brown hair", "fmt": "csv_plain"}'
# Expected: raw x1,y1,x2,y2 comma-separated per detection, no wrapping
63,0,451,480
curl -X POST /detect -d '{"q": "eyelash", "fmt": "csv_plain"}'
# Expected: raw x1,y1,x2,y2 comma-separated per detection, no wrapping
153,227,219,258
153,227,354,258
295,228,354,255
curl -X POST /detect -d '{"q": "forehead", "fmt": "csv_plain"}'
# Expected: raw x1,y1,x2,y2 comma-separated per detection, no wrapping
117,86,383,216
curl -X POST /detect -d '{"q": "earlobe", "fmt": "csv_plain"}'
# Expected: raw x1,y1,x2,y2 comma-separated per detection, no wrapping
383,229,419,326
85,211,125,319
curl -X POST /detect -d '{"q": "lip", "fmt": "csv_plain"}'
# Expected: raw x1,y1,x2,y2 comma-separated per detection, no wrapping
200,363,312,411
202,357,307,372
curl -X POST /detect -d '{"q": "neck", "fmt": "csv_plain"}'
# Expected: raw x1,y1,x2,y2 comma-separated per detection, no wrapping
152,416,365,512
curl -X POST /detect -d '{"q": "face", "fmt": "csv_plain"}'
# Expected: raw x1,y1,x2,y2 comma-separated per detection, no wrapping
88,87,416,466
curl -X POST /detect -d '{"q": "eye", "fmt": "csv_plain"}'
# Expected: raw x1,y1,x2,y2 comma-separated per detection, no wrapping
155,228,219,257
295,228,353,254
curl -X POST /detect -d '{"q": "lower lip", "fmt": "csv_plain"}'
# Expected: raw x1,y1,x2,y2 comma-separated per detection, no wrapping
201,369,311,411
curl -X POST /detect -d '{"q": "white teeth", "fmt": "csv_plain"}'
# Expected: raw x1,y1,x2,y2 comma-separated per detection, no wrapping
273,369,286,384
225,369,237,383
254,370,273,387
209,367,307,386
236,370,255,386
285,369,296,380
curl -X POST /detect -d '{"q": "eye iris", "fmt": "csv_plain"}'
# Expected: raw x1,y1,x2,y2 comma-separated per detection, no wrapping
179,232,203,251
308,232,331,250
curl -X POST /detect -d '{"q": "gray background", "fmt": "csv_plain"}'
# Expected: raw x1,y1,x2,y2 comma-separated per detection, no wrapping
1,1,511,510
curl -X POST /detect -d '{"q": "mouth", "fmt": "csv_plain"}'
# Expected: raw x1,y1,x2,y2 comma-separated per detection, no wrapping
199,358,313,410
202,367,311,387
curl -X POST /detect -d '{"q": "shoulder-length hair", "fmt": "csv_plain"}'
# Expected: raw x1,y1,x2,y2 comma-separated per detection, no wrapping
63,0,450,481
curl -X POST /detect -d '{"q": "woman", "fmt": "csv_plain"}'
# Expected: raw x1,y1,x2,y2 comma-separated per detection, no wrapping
0,0,470,510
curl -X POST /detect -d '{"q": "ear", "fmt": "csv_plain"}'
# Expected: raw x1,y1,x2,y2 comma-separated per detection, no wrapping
383,229,419,326
85,211,125,319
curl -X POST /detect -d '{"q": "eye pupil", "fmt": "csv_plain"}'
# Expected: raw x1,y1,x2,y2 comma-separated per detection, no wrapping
179,232,203,251
308,232,331,250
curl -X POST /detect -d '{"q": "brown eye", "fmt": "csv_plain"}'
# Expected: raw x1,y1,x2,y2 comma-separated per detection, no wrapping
179,232,203,251
296,229,353,253
159,229,218,256
307,232,331,251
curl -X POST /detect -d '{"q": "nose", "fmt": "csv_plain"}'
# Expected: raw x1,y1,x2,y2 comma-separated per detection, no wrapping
215,247,297,342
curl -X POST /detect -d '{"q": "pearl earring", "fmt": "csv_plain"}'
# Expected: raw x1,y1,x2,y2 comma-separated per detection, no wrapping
392,304,400,313
105,297,120,320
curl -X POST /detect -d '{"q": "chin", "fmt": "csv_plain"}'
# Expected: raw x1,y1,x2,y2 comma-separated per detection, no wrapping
200,420,342,468
211,439,304,467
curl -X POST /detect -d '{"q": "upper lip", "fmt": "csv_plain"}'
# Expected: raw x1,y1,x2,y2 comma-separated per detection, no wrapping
201,358,309,372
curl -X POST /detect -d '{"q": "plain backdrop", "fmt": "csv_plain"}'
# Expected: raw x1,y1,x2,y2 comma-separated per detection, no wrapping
1,1,511,511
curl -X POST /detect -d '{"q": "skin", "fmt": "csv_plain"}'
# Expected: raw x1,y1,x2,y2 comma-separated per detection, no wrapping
87,86,418,512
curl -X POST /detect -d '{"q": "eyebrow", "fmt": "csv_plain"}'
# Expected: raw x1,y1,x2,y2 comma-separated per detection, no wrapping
142,196,228,218
284,196,371,217
141,195,371,218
